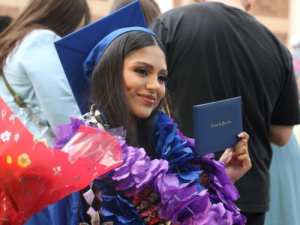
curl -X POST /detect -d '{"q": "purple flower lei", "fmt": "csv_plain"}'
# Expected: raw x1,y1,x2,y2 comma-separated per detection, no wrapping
54,112,246,225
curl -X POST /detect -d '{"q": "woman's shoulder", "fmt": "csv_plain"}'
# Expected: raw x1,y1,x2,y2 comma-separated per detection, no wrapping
21,29,61,48
11,29,61,62
27,29,60,38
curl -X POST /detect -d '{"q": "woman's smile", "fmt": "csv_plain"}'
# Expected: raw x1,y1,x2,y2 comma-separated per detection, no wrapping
138,94,156,105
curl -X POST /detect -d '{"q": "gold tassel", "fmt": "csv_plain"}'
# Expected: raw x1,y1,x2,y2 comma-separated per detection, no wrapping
164,97,171,117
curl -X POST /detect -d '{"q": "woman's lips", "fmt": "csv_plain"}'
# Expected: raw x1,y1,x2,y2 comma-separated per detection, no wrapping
139,94,156,105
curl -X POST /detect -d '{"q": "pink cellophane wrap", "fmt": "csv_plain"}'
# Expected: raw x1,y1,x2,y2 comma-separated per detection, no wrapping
0,97,123,225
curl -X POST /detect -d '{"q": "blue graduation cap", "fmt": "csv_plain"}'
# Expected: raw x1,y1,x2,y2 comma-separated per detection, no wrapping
54,0,155,114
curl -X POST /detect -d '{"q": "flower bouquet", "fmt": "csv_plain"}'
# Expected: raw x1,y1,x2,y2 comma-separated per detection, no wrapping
0,97,123,225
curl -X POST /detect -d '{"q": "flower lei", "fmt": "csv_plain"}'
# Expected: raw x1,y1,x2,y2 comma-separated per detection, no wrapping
54,111,246,225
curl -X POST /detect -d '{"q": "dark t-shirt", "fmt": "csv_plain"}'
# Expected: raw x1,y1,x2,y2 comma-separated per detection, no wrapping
151,2,300,212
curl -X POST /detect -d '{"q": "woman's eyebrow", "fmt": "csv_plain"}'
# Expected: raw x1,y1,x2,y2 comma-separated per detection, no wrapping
133,61,154,70
133,61,168,74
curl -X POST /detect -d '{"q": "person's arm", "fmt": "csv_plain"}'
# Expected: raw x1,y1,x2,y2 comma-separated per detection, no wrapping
20,30,81,133
270,125,293,146
270,51,300,141
269,53,299,146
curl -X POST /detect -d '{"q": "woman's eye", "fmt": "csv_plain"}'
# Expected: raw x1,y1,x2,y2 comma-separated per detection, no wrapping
158,75,168,82
134,68,149,75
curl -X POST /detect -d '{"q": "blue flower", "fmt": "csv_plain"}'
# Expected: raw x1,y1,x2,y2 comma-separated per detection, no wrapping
152,112,200,183
94,180,144,225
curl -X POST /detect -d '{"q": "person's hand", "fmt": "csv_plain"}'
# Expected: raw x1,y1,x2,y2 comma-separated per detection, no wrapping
219,132,251,184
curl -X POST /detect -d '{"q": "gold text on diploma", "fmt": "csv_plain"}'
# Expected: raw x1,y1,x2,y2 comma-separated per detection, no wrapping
211,121,232,128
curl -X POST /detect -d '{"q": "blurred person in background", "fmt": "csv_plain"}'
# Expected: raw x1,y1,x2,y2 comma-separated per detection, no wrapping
290,35,300,96
110,0,161,27
150,0,300,224
0,15,12,33
0,0,90,224
264,35,300,225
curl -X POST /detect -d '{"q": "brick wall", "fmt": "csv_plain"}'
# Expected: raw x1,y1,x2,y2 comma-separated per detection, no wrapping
0,5,19,18
252,0,289,17
251,0,289,43
171,0,290,44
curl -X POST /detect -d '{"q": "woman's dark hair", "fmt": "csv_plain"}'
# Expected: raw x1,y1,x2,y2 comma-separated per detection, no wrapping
0,0,91,71
111,0,161,27
91,31,169,150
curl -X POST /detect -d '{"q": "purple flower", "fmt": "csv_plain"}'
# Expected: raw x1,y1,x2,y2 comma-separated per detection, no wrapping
195,154,245,224
196,154,239,201
100,140,169,196
53,116,90,149
205,203,233,225
155,174,211,224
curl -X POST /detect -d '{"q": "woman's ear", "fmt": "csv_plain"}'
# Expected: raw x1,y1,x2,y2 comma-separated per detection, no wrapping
245,0,256,12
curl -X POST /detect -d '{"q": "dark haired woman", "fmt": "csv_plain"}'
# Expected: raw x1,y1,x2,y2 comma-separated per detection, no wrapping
0,0,90,224
54,24,251,223
0,0,90,142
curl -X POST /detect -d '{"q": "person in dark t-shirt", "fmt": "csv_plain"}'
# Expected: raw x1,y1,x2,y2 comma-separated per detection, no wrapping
150,0,300,224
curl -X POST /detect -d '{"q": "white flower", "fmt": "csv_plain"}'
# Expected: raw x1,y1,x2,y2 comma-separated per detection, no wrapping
1,131,11,142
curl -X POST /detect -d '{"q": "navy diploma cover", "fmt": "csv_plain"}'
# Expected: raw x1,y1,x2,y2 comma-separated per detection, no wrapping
193,97,243,156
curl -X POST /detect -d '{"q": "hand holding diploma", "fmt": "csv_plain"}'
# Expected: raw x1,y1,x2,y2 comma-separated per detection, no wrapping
219,132,251,184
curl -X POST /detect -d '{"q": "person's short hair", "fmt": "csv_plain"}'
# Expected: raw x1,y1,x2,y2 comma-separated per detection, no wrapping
0,16,12,34
111,0,161,27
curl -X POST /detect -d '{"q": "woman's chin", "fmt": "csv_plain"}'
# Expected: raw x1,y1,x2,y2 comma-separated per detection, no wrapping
133,111,152,120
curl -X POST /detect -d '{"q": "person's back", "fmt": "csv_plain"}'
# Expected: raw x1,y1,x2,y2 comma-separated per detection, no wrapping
0,0,90,139
151,1,300,224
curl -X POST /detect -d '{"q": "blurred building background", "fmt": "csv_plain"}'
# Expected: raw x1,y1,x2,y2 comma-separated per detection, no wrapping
0,0,299,47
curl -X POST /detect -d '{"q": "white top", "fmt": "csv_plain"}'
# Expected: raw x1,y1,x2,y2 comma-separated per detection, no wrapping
0,29,80,137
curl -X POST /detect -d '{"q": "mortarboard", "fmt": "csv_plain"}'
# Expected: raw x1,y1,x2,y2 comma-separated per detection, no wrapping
54,0,155,114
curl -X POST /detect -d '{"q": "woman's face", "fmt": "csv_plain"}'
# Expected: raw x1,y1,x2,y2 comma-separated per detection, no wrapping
123,45,167,119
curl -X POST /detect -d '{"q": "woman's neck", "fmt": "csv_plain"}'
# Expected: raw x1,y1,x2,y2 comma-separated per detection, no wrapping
130,117,138,127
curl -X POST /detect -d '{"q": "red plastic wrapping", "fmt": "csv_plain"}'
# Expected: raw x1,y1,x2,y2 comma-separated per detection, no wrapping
0,97,123,224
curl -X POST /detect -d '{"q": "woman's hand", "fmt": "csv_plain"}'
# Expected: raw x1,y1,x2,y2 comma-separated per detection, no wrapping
219,132,251,184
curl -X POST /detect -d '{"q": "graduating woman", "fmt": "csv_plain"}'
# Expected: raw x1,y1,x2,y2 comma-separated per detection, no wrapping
53,2,252,224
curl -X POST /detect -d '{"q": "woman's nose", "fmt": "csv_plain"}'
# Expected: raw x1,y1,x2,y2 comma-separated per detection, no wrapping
146,76,160,91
